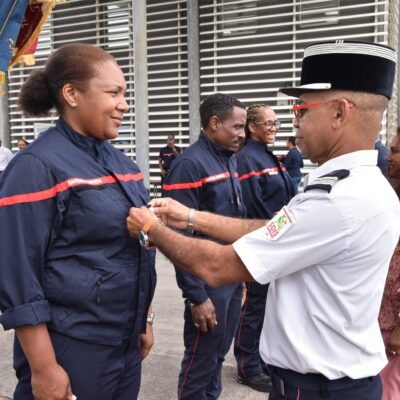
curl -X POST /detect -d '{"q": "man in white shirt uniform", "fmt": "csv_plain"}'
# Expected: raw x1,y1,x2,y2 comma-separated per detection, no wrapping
0,140,12,175
127,41,400,399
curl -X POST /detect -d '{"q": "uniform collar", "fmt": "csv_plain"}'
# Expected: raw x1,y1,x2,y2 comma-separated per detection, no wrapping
199,131,235,158
307,150,378,185
57,118,106,159
246,137,271,152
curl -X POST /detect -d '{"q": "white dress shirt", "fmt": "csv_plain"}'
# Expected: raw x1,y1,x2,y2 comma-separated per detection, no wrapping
233,150,400,379
0,145,13,172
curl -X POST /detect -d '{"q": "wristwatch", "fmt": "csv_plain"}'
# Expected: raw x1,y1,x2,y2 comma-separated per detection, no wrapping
139,218,159,249
147,311,155,325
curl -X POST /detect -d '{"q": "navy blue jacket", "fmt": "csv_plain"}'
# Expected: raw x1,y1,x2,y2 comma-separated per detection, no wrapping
282,146,304,179
375,139,389,179
0,119,156,346
236,138,293,219
162,132,246,304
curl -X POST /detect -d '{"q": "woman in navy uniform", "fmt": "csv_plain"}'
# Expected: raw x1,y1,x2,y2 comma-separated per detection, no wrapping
0,43,156,400
234,104,293,392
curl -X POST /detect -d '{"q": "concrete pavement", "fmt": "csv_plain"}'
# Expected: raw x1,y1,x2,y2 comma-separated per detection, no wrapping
0,252,267,400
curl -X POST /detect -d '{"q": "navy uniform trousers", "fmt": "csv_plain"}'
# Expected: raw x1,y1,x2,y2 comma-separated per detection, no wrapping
13,331,142,400
268,366,382,400
178,284,243,400
234,281,268,378
235,139,293,379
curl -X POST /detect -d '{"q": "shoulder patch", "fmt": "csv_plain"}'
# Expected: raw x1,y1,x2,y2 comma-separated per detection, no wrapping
265,206,295,240
304,169,350,193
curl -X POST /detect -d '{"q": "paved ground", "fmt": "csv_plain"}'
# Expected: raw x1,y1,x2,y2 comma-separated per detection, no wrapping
0,252,267,400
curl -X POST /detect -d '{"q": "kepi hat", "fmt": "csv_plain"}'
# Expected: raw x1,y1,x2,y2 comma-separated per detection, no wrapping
280,40,396,99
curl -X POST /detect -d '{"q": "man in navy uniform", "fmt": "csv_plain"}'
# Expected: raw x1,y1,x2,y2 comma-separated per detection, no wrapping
282,136,304,193
128,41,400,400
159,133,181,186
162,93,246,399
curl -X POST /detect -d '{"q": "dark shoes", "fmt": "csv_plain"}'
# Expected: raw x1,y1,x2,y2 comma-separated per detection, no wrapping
237,372,273,393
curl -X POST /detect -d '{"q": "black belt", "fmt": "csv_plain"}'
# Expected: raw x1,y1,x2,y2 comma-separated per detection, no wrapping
269,365,376,395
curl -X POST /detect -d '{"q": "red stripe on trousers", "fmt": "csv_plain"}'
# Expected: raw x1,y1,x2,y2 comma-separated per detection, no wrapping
236,282,251,378
178,329,201,400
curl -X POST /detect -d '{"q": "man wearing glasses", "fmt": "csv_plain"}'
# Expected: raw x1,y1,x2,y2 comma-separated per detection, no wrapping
234,104,293,393
128,41,400,399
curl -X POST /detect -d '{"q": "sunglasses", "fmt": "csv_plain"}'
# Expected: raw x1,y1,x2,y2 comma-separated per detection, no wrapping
292,99,354,120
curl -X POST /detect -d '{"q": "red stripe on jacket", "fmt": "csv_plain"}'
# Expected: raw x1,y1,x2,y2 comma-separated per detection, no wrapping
162,171,233,191
0,173,144,207
239,167,282,181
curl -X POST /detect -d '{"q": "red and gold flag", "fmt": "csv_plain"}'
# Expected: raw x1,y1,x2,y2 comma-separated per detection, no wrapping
9,0,66,69
0,0,65,92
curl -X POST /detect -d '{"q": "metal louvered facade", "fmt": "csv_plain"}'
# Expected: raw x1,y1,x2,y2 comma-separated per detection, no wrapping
4,0,399,188
7,0,136,156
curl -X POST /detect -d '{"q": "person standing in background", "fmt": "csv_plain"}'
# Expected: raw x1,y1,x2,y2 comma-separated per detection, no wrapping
282,136,303,193
234,104,293,393
13,138,29,155
159,133,181,187
162,93,246,400
379,128,400,400
0,139,13,175
17,138,29,151
375,135,390,179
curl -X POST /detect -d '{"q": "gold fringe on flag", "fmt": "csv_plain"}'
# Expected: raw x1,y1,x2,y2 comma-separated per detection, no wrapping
13,53,36,66
9,0,66,69
0,72,6,96
29,1,66,4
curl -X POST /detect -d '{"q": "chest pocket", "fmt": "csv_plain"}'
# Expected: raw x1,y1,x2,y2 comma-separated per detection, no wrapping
64,184,132,241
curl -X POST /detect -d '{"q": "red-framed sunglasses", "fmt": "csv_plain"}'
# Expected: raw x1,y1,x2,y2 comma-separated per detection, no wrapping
292,99,354,120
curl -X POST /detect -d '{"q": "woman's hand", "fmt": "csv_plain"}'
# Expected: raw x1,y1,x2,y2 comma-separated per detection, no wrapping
387,321,400,357
15,324,76,400
139,324,154,360
127,206,158,238
31,363,74,400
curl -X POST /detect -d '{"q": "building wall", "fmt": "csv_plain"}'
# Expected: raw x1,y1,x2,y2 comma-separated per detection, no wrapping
6,0,397,189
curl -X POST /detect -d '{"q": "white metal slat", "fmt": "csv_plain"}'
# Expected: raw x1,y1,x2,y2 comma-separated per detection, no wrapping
147,1,189,185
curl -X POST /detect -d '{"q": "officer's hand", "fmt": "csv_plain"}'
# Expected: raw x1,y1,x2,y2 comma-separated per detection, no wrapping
140,324,154,360
149,197,191,230
31,362,74,400
127,207,158,238
161,169,167,178
190,298,217,333
387,321,400,357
